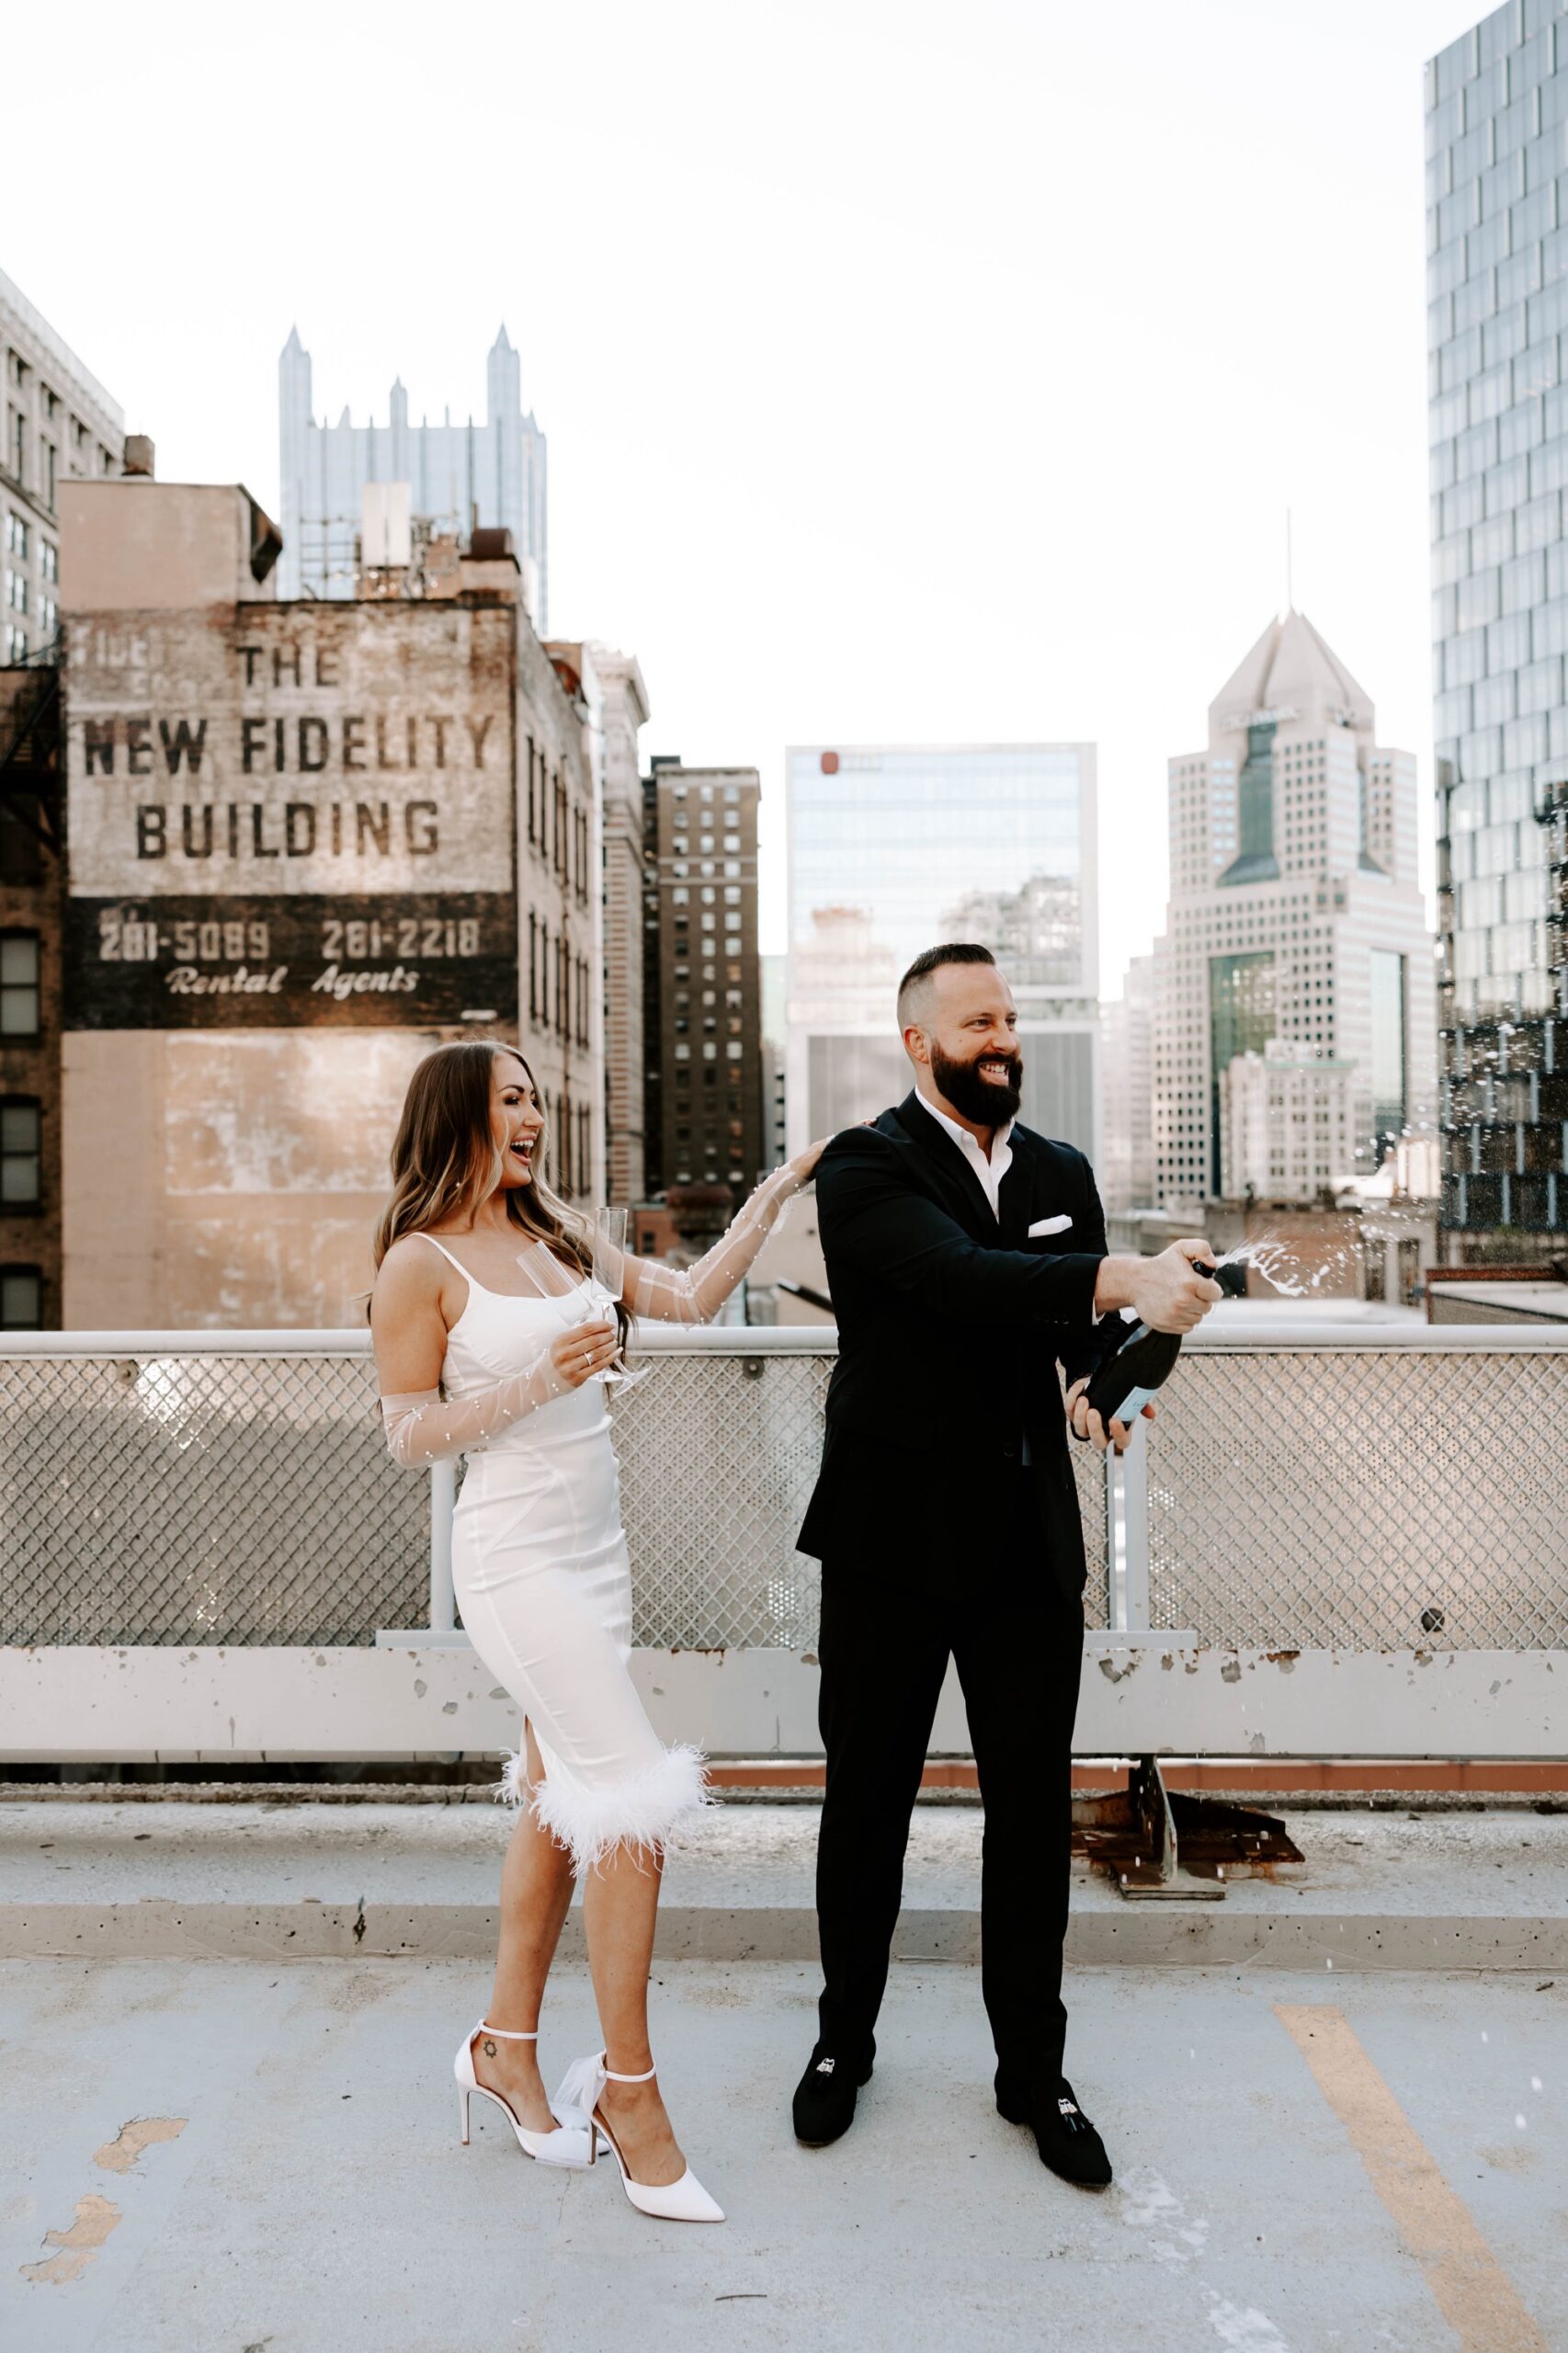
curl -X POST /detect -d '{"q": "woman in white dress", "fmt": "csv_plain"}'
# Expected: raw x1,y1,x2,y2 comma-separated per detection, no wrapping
370,1039,819,2223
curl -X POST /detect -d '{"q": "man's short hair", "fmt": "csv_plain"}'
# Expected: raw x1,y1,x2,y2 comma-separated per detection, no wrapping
896,941,996,1027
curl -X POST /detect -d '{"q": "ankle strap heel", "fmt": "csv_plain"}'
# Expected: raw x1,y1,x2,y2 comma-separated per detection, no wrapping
452,2018,593,2170
553,2051,724,2223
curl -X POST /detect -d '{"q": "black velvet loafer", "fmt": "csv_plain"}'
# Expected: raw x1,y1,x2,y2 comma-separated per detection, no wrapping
792,2042,874,2146
995,2073,1113,2188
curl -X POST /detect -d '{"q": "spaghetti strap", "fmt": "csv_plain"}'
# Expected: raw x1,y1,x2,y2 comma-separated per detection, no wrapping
418,1233,479,1283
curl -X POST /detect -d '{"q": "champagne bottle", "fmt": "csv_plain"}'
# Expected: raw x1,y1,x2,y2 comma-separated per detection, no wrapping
1084,1259,1247,1428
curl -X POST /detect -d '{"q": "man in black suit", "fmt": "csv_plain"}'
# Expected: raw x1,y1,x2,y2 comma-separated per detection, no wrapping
791,942,1219,2185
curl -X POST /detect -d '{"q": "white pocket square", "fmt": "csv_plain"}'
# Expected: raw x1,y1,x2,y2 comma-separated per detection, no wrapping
1028,1214,1074,1237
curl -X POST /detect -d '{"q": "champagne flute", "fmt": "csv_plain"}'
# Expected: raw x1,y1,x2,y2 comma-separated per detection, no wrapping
592,1207,650,1391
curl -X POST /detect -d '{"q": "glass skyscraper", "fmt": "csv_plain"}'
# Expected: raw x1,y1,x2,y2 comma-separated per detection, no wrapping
1427,1,1568,1237
784,743,1098,1154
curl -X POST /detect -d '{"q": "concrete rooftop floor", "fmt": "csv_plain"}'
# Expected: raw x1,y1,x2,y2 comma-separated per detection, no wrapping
2,1953,1564,2353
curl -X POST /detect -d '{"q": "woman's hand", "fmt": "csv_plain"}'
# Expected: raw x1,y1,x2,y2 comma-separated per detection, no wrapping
790,1138,831,1185
549,1320,619,1388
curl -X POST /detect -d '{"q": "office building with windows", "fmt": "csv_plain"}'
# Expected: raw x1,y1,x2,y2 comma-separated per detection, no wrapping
1426,1,1568,1237
3,266,125,666
2,268,125,1327
278,325,548,623
1219,1038,1356,1204
1153,612,1435,1208
785,743,1099,1154
1101,951,1158,1211
642,761,767,1205
584,647,652,1205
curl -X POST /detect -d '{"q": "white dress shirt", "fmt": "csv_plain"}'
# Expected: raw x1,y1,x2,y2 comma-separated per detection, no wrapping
915,1088,1015,1222
915,1089,1033,1462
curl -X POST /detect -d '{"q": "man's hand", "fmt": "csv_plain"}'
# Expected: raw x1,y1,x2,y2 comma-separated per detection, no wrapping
1066,1376,1155,1455
1094,1240,1222,1336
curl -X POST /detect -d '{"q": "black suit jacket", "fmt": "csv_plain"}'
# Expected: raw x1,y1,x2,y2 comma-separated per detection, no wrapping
796,1092,1119,1596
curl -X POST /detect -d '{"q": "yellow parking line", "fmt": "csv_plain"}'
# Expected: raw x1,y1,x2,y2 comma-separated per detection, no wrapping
1276,2005,1549,2353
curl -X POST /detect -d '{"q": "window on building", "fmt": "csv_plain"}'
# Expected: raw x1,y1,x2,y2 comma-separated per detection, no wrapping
4,512,27,558
1369,949,1407,1162
43,443,56,508
0,1266,42,1330
1,933,41,1035
9,409,24,483
4,624,25,662
1,1099,41,1206
0,793,43,884
5,567,27,613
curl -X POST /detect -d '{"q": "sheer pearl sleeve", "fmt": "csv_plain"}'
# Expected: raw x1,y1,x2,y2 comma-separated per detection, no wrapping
619,1163,804,1324
380,1346,572,1467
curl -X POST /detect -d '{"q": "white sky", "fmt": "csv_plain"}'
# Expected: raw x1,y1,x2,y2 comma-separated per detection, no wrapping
9,0,1485,992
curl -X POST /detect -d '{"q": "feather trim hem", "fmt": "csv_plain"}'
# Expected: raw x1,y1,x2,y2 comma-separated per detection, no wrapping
494,1743,712,1871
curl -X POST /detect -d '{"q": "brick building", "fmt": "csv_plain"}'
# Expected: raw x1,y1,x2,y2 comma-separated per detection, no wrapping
0,663,61,1326
58,475,606,1327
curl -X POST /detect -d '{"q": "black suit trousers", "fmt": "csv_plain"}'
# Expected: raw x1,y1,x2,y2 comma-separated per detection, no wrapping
813,1470,1085,2093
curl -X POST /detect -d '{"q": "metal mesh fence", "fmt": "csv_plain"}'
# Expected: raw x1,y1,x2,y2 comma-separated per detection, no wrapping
615,1348,829,1649
14,1337,1563,1656
0,1352,427,1646
1147,1348,1568,1650
0,1341,1110,1650
616,1355,1108,1646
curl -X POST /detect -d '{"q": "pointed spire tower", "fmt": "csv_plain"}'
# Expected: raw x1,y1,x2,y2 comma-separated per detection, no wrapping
277,327,313,600
275,324,547,618
1150,608,1435,1210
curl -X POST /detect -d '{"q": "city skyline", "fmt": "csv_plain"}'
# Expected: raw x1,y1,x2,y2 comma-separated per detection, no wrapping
4,0,1488,995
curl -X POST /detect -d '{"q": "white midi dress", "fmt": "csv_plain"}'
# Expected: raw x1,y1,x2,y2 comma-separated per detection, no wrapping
417,1236,707,1870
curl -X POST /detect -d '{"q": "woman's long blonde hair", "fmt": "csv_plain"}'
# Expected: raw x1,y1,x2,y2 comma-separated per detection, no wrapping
373,1039,593,1282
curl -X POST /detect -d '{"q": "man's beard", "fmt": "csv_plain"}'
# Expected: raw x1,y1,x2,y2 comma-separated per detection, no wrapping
930,1039,1023,1126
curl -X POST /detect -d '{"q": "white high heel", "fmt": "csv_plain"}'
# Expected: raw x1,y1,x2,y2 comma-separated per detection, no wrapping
454,2022,594,2168
554,2052,725,2223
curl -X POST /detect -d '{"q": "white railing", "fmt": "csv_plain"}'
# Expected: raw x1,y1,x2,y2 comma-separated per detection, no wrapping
2,1322,1565,1762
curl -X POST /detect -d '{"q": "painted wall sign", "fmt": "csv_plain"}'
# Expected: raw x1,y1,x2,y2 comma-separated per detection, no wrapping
64,601,519,1030
64,892,518,1029
65,604,516,898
